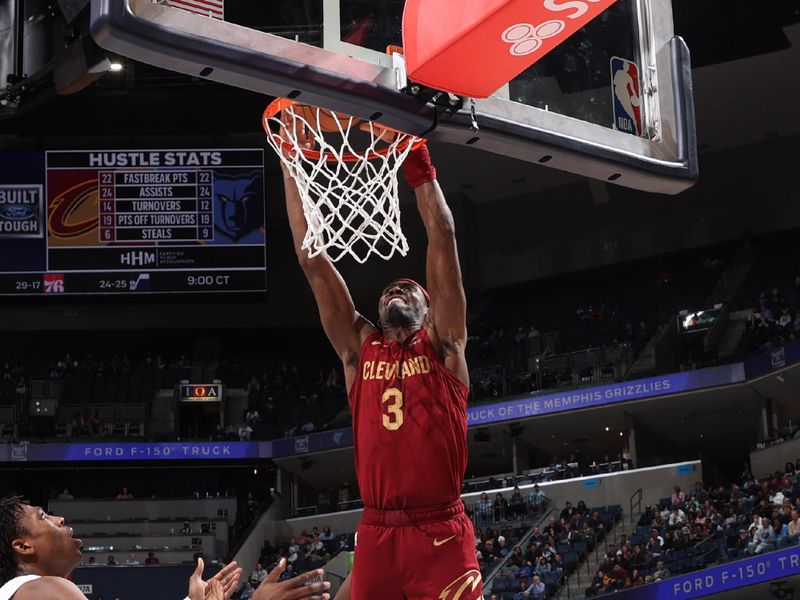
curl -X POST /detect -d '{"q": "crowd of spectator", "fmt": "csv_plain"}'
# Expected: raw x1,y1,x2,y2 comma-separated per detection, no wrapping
486,497,620,599
0,234,796,449
244,525,350,599
748,281,800,354
582,460,800,597
231,364,348,441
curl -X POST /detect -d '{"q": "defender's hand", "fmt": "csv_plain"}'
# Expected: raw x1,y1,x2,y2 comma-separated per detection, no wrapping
254,558,331,600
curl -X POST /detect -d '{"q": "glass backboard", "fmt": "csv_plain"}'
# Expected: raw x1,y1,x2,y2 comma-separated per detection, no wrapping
90,0,697,194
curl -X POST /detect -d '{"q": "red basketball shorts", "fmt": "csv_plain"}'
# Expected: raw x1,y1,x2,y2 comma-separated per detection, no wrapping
351,500,483,600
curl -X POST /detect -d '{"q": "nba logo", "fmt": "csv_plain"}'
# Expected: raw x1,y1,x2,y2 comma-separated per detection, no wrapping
611,57,642,136
43,274,65,293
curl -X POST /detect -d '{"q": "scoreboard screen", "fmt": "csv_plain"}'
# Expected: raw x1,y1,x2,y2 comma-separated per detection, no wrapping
0,149,266,296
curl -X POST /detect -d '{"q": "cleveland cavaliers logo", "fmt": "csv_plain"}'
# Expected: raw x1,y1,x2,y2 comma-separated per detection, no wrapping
49,180,99,238
439,570,482,600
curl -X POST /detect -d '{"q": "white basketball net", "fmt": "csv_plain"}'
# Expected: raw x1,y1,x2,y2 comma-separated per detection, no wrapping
265,103,420,263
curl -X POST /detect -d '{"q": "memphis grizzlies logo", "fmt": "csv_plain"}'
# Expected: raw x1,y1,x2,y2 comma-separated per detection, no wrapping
611,56,642,136
211,170,265,244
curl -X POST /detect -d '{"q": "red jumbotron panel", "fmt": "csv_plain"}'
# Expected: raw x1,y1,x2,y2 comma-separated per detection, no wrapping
402,0,617,98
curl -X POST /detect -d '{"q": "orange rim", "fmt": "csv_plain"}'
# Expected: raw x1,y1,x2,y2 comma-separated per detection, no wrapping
262,97,426,163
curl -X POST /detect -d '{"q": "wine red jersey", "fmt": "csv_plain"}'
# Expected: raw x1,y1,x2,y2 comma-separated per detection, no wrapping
348,327,469,510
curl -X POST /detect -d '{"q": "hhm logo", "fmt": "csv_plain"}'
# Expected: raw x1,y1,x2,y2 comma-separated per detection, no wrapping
43,274,65,293
121,251,157,267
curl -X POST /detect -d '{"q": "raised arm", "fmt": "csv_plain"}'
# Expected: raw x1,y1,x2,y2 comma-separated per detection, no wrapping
282,165,375,388
405,146,468,386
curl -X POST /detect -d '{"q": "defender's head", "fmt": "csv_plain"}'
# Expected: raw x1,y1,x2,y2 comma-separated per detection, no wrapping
378,279,429,330
0,497,82,584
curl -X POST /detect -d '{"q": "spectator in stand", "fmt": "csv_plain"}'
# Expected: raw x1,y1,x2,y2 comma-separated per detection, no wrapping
747,513,763,538
493,493,508,522
609,562,629,589
307,534,330,562
519,575,546,599
668,506,686,527
250,563,268,588
181,521,194,535
286,540,299,564
585,569,610,597
774,517,790,547
107,555,117,566
246,408,260,428
689,481,706,502
338,483,350,509
788,510,800,544
240,581,255,599
116,487,133,500
144,551,160,565
551,554,565,577
749,517,775,554
778,307,794,330
476,492,492,526
279,563,296,581
510,579,529,600
560,501,575,521
671,486,686,507
57,488,74,500
238,422,253,441
625,568,645,587
647,561,670,583
509,486,526,519
728,530,750,559
495,536,509,559
507,546,524,569
320,525,335,541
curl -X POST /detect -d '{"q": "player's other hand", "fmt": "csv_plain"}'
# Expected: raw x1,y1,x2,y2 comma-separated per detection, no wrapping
253,557,331,600
280,108,316,156
187,557,243,600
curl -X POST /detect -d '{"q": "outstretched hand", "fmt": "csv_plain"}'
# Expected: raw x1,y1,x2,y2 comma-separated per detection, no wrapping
252,558,331,600
187,557,243,600
281,107,316,155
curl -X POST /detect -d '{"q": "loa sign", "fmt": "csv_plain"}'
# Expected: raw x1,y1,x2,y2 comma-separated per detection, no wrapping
180,383,223,402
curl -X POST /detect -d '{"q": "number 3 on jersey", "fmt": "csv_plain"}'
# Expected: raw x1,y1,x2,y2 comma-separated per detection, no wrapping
381,387,404,431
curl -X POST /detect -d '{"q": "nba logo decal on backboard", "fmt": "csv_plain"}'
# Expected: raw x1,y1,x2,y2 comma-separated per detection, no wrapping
611,57,642,136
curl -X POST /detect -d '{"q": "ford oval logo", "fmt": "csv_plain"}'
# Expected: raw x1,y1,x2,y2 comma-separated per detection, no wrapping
0,205,35,220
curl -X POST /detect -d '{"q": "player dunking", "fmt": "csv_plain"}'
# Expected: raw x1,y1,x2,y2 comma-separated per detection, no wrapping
281,121,482,600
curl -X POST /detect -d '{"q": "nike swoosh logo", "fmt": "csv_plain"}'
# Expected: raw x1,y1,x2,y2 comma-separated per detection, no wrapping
433,535,456,547
371,341,382,346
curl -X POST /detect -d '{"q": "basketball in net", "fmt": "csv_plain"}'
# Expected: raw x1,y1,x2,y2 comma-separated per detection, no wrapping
262,98,425,263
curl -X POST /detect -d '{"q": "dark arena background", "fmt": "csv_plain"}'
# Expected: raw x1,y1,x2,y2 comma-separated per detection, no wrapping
2,1,800,599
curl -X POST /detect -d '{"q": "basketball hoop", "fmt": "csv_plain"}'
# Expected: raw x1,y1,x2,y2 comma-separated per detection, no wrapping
263,98,425,264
